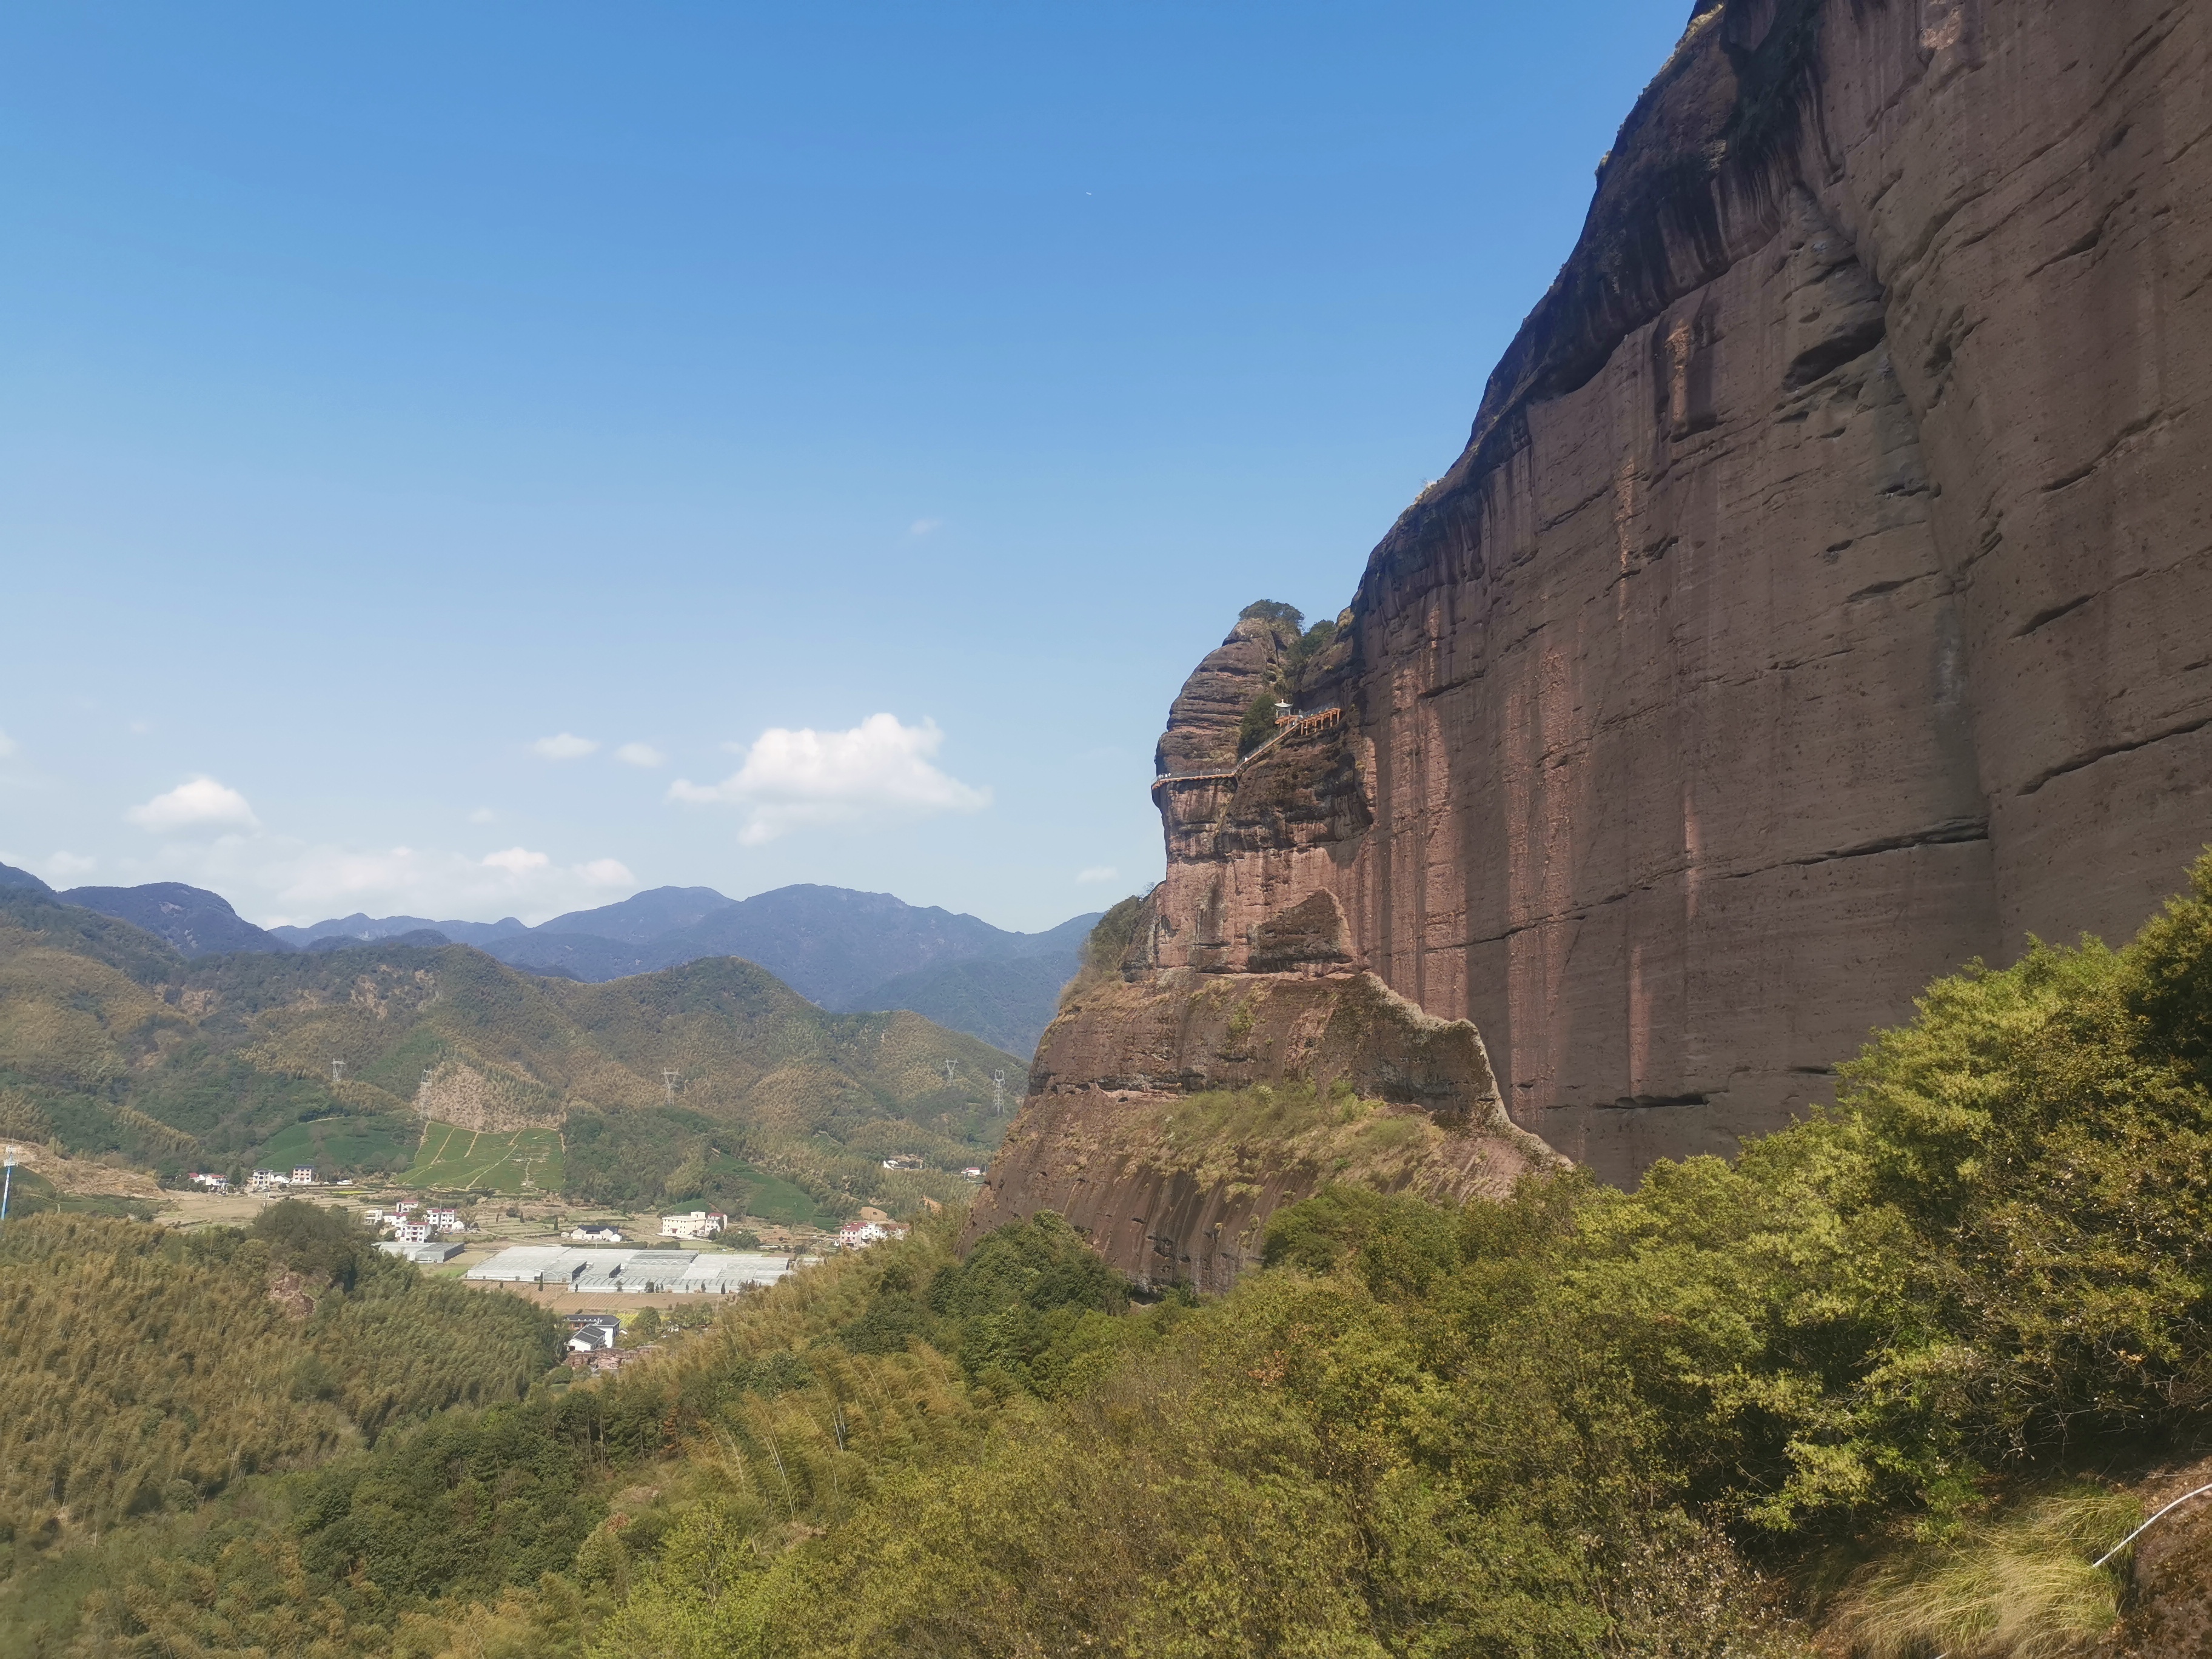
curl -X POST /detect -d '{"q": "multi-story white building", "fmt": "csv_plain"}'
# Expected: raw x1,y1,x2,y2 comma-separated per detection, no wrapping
394,1222,432,1244
290,1167,316,1185
660,1210,728,1240
187,1172,230,1192
838,1219,908,1250
426,1208,463,1232
249,1170,287,1193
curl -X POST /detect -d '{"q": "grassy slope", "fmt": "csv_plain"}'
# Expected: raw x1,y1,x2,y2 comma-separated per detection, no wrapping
407,1122,566,1193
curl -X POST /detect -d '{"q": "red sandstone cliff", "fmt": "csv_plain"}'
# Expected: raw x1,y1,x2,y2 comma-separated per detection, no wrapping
973,0,2212,1253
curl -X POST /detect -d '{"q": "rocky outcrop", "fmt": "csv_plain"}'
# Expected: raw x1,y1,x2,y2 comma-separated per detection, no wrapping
982,0,2212,1219
971,964,1551,1290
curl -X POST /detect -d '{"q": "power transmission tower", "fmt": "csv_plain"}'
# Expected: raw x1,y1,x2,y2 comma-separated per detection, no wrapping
992,1069,1007,1114
942,1059,957,1087
330,1059,346,1087
663,1070,681,1105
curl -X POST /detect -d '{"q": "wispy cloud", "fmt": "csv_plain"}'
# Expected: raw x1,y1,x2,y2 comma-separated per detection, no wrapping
125,778,260,834
670,713,989,846
1076,865,1118,884
170,840,639,927
529,732,598,760
0,728,18,760
615,742,668,768
467,807,497,824
908,518,943,537
41,852,95,881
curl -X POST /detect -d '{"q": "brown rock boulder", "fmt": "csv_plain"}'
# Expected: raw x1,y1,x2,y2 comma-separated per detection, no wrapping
962,946,1554,1287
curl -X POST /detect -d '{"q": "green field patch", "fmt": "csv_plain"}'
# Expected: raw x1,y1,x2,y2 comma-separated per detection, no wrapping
0,1167,155,1223
401,1122,565,1194
256,1113,416,1179
703,1152,839,1228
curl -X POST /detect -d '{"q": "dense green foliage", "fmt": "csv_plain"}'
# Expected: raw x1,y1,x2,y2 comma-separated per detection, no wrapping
1236,689,1283,756
16,856,2212,1657
0,1202,560,1564
563,1106,837,1226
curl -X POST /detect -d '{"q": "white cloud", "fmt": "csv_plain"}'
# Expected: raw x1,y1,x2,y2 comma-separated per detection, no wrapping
670,712,990,845
0,728,17,759
1076,865,1118,884
474,847,631,887
615,742,667,768
529,732,598,760
467,807,497,824
908,518,943,537
125,777,260,834
166,839,642,927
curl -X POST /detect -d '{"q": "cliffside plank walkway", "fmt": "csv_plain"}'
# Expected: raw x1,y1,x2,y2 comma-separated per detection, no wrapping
1150,706,1342,796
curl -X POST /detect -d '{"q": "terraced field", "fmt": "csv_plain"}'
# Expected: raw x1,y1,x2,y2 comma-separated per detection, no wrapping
403,1121,564,1193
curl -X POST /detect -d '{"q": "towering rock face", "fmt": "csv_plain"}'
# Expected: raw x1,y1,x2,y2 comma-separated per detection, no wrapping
973,0,2212,1276
1318,0,2212,1179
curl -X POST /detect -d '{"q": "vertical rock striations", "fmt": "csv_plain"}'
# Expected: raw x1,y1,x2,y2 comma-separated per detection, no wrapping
974,0,2212,1264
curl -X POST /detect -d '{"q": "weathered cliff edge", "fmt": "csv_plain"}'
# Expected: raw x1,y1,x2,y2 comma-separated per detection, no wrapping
975,956,1553,1290
971,0,2212,1258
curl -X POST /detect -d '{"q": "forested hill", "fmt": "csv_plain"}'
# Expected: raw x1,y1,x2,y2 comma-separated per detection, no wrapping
0,1201,561,1564
0,882,1024,1219
12,860,1108,1056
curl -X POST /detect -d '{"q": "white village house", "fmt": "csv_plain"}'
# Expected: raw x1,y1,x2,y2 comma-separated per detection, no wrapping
838,1219,908,1250
660,1211,727,1240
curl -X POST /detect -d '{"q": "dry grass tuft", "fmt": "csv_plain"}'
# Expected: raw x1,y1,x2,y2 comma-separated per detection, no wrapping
1828,1487,2140,1658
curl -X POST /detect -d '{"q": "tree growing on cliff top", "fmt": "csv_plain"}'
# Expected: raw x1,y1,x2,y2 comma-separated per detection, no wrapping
1238,599,1302,628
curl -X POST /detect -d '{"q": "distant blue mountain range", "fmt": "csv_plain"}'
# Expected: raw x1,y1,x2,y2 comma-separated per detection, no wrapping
0,860,1101,1055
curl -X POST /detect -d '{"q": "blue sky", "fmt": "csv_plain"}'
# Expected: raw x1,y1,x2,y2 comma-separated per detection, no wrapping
0,1,1688,933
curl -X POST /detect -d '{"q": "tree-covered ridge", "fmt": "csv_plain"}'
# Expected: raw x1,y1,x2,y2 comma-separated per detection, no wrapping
18,855,2212,1657
0,1202,561,1555
0,885,1025,1215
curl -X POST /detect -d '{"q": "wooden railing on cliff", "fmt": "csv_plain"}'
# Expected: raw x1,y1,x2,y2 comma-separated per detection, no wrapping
1149,706,1343,796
